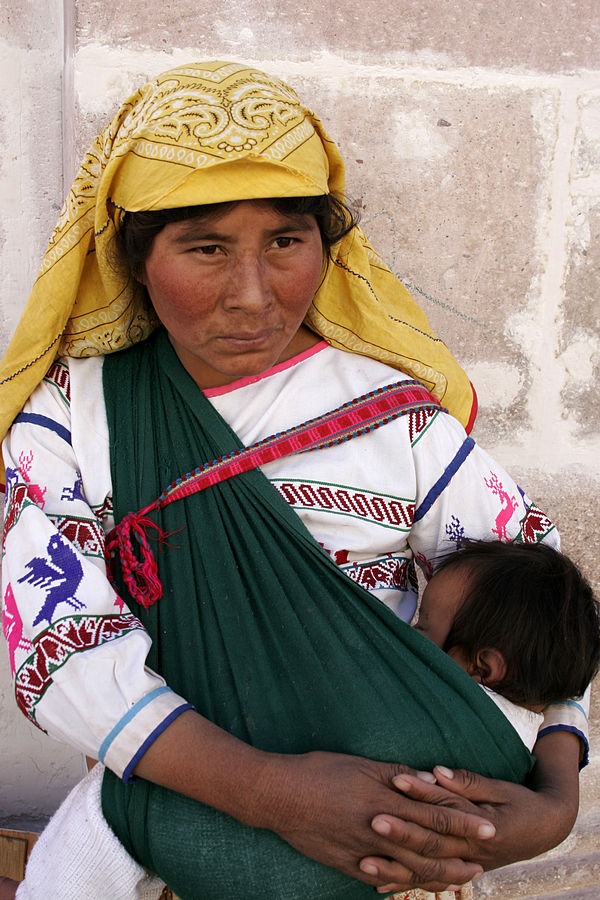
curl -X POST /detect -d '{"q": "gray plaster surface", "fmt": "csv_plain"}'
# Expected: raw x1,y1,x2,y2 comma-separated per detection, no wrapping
74,0,600,73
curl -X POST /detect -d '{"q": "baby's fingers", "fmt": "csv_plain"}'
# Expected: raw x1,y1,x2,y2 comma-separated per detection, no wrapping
392,773,497,824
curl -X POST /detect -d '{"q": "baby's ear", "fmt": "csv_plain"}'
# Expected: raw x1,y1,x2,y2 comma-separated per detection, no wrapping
475,648,507,686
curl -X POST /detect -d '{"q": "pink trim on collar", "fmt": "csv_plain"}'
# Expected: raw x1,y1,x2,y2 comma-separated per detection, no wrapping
203,340,329,397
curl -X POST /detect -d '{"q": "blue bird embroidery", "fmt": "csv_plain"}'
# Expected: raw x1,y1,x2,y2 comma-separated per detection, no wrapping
18,535,85,626
61,471,87,503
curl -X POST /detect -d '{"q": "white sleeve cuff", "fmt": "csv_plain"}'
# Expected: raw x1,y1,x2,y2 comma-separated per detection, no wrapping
103,690,194,782
34,631,193,779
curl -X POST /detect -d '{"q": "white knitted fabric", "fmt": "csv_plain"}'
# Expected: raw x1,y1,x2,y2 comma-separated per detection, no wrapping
16,764,166,900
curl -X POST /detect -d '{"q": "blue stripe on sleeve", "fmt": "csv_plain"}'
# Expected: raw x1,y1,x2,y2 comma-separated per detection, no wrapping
537,724,589,769
122,703,195,783
545,699,588,719
98,685,173,764
414,437,475,523
14,412,72,445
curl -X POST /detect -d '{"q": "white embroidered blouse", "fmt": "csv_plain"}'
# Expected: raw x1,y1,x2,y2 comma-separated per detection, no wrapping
1,342,588,779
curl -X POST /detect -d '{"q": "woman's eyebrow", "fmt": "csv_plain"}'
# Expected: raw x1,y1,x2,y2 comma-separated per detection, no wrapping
171,225,230,244
171,216,317,244
262,221,317,238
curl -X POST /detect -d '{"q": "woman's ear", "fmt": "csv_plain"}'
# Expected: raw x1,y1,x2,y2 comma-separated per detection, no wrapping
474,648,507,686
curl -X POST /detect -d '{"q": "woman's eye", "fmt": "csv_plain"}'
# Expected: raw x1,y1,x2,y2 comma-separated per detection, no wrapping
272,236,296,249
192,244,220,255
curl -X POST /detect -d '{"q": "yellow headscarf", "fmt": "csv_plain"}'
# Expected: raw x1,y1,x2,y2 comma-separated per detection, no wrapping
0,61,476,477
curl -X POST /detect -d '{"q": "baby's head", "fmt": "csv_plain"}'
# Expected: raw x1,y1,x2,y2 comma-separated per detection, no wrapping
415,540,600,710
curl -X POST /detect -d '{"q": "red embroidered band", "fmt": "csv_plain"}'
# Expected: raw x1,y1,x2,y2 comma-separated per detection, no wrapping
106,380,442,608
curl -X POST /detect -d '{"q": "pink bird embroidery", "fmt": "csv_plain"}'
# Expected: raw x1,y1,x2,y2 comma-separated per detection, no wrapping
2,583,33,675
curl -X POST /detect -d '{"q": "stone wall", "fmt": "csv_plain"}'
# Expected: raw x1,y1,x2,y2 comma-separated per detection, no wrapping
1,1,599,895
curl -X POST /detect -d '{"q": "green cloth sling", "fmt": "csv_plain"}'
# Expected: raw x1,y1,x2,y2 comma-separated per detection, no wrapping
101,330,533,900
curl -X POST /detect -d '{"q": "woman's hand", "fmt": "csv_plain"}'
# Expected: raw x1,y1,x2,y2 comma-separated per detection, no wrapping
134,711,495,891
249,750,495,892
360,730,580,892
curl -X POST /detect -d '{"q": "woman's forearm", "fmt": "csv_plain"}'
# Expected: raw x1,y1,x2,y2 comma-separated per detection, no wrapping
132,709,274,826
132,709,495,891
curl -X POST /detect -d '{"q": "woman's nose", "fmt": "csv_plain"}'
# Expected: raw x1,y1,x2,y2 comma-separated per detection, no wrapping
224,256,272,312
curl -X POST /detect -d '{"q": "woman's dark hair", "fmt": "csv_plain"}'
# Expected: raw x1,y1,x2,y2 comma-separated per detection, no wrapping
436,540,600,707
115,194,359,279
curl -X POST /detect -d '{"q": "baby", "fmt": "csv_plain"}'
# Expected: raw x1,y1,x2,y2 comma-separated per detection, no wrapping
415,540,600,750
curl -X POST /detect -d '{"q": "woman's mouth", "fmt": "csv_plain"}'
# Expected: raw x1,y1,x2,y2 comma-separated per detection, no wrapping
218,330,277,347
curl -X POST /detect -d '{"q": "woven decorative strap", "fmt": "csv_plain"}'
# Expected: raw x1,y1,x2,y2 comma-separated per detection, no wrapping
105,380,441,607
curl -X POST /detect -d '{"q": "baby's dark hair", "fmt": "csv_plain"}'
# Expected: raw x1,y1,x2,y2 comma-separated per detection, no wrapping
436,540,600,708
115,194,358,279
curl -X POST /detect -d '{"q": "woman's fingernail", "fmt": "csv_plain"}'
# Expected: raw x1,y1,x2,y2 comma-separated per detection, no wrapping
392,775,412,791
477,823,496,839
435,765,454,779
416,770,436,783
372,817,391,836
360,862,379,876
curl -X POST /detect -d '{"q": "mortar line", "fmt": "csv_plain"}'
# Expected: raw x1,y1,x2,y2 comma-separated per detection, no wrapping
526,80,580,438
62,0,76,194
73,45,600,106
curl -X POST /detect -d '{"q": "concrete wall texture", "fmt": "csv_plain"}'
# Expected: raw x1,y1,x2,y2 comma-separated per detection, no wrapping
1,1,599,896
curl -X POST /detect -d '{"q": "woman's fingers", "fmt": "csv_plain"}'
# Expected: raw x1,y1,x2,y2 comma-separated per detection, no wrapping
391,754,578,873
388,774,496,836
359,846,482,893
357,807,487,890
372,810,495,848
269,752,497,888
353,770,496,890
392,771,496,815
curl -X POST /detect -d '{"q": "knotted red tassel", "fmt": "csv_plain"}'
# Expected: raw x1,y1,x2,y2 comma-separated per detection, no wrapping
105,510,173,608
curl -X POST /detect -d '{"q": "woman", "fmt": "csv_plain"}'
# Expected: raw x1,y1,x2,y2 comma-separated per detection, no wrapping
0,62,585,898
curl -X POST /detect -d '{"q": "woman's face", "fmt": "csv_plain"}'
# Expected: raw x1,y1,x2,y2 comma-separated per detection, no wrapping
141,200,324,389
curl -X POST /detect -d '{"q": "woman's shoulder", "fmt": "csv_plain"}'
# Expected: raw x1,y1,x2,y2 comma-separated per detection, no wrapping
23,355,105,423
315,344,418,391
51,353,104,391
208,343,430,446
23,355,110,457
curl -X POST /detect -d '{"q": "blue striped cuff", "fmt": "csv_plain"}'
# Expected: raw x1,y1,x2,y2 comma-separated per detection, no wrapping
122,703,195,783
537,724,589,769
98,686,172,764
